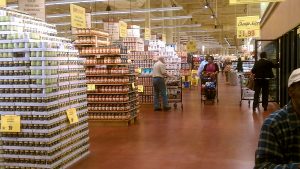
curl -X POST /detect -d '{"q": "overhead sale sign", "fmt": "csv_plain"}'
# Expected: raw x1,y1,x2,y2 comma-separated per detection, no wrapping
187,41,197,52
236,16,260,39
0,0,6,7
18,0,45,21
144,28,151,40
230,0,284,5
119,21,128,38
70,4,86,28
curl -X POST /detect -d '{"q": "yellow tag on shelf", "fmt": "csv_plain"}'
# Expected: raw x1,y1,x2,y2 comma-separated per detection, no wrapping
70,4,87,28
1,115,21,133
66,108,79,124
87,84,96,91
0,0,6,7
132,83,135,89
137,85,144,92
135,68,142,74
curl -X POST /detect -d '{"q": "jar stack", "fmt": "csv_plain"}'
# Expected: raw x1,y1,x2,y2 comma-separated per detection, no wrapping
0,9,89,168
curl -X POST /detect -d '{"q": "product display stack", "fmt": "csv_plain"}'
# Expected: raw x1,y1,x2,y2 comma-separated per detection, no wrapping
74,29,139,125
0,8,89,168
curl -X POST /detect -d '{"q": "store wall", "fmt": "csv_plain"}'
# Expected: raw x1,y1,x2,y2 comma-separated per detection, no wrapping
261,0,300,39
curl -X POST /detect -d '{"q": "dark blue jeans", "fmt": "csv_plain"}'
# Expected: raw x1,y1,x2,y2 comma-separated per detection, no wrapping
253,79,269,108
153,77,169,109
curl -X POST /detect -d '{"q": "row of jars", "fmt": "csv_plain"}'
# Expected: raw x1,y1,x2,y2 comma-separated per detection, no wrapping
88,104,131,111
89,113,131,120
87,95,130,102
86,68,130,75
80,47,121,55
88,77,130,84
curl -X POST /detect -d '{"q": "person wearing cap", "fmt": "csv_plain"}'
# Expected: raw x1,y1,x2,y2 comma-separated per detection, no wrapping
251,52,278,111
254,68,300,169
152,56,171,111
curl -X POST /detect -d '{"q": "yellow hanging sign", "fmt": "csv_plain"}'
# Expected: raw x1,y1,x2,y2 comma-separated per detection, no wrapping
144,28,151,40
70,4,87,28
236,16,260,39
162,34,166,42
137,85,144,93
66,108,79,124
1,115,21,133
187,41,197,52
0,0,6,7
230,0,284,4
132,83,135,89
119,21,128,38
87,84,96,91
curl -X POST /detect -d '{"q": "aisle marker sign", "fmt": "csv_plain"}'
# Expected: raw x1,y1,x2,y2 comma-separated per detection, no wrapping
137,85,144,93
144,28,151,40
0,0,6,7
187,41,197,52
230,0,284,4
87,84,96,91
70,4,87,28
66,108,79,124
119,21,128,38
0,115,21,133
236,16,260,39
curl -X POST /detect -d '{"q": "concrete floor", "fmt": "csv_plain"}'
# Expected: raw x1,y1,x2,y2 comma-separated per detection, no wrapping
71,74,278,169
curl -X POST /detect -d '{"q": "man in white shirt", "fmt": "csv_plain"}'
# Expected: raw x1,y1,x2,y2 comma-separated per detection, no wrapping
152,56,171,111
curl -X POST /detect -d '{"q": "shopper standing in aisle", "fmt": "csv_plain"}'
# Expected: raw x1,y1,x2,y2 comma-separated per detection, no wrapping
203,55,219,77
254,68,300,169
152,56,171,111
251,52,278,111
197,55,209,77
236,57,243,72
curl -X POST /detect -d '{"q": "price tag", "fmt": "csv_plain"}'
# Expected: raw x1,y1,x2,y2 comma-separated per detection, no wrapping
135,68,142,73
87,84,96,91
137,85,144,92
66,108,79,124
1,115,21,133
132,83,135,89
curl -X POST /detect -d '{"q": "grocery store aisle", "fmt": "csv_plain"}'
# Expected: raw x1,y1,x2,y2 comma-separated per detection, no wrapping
71,74,279,169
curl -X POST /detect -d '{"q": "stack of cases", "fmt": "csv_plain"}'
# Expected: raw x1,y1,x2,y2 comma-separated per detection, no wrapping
74,29,140,122
0,9,89,168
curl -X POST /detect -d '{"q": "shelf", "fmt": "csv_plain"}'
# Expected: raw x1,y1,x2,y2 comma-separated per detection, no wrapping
84,63,129,66
140,94,153,96
73,34,109,38
79,53,126,57
88,107,138,113
87,90,137,95
88,99,137,104
87,83,132,86
86,74,135,77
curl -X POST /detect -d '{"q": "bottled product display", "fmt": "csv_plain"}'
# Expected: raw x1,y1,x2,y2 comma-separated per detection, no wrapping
0,9,89,169
123,37,144,51
74,29,140,122
73,28,110,46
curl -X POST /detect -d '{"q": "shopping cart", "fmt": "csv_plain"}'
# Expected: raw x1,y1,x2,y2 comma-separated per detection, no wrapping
239,73,254,107
166,77,183,110
200,73,218,104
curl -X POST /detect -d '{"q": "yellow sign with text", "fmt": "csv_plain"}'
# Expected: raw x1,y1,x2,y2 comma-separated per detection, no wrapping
1,115,21,133
70,4,86,28
87,84,96,91
230,0,284,4
119,21,128,38
162,34,166,42
66,108,79,124
132,83,135,89
0,0,6,7
187,41,197,52
236,16,260,39
144,28,151,40
137,85,144,93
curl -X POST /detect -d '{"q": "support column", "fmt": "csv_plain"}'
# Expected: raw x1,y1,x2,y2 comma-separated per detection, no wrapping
144,0,151,30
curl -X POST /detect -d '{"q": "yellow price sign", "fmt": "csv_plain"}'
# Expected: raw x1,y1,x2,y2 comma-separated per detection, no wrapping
132,83,135,89
162,34,166,42
70,4,87,28
87,84,96,91
137,85,144,93
144,28,151,40
236,16,260,39
1,115,21,133
135,68,142,74
187,41,197,52
119,21,128,38
66,108,79,124
0,0,6,7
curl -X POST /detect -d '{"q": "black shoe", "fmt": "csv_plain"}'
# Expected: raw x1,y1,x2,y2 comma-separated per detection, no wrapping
163,107,171,111
154,108,162,111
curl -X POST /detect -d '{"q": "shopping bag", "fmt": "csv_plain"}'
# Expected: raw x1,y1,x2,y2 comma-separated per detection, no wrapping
246,74,255,90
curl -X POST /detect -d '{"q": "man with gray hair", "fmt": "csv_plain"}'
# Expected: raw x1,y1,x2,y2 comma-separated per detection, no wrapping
152,56,171,111
254,68,300,168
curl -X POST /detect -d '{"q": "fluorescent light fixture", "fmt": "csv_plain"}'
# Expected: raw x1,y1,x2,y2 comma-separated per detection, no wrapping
149,24,201,29
8,0,108,8
123,15,192,22
47,7,183,18
54,20,103,26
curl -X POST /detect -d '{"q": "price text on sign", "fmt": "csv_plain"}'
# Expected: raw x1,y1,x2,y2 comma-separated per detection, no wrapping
70,4,87,28
144,28,151,40
230,0,284,4
66,108,79,124
137,85,144,93
0,0,6,7
119,21,128,38
236,16,260,39
1,115,21,133
87,84,96,91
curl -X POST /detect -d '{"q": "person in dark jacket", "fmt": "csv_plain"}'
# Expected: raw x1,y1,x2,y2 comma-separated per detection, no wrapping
251,52,278,111
236,57,243,72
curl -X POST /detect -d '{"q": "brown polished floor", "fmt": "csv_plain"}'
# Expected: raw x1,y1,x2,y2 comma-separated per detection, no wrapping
71,74,279,169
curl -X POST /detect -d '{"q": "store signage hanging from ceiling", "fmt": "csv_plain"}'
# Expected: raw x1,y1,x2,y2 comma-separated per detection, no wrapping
119,21,128,38
70,4,86,28
236,16,260,39
230,0,284,5
162,34,166,42
144,28,151,40
0,0,6,7
187,41,198,53
18,0,45,21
